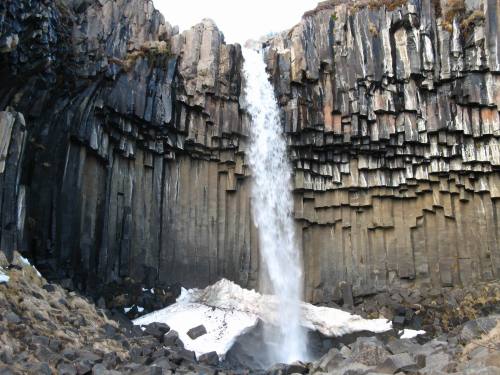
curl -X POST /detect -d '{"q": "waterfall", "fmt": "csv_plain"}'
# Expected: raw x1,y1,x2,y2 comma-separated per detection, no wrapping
242,48,308,364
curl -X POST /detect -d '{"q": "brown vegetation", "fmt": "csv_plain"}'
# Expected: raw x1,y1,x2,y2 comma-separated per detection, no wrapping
110,41,171,72
442,0,466,32
441,0,485,34
460,9,486,36
368,21,379,37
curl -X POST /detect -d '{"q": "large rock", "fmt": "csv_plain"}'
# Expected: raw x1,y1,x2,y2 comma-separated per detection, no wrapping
186,324,207,340
375,352,419,374
143,322,170,341
197,351,219,367
349,337,390,366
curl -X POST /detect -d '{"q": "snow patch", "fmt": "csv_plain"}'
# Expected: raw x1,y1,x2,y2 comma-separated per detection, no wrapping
124,305,145,314
0,268,9,284
133,279,392,359
19,256,30,266
399,329,426,339
18,255,42,277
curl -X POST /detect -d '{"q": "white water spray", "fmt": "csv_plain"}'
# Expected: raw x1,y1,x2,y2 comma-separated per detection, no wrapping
242,48,307,364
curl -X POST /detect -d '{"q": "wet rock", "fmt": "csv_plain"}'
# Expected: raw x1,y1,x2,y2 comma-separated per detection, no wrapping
328,361,372,375
315,347,344,372
75,360,94,375
286,361,308,374
186,324,207,340
198,351,219,366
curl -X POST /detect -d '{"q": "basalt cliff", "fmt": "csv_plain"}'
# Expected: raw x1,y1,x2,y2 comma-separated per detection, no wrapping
0,0,499,306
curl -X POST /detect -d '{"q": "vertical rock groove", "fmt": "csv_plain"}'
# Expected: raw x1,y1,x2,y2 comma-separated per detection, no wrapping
0,0,498,303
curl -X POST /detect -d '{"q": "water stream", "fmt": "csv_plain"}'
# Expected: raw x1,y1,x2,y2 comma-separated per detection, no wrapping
242,48,308,364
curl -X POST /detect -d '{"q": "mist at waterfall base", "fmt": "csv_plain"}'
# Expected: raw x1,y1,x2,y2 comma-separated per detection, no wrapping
242,48,309,365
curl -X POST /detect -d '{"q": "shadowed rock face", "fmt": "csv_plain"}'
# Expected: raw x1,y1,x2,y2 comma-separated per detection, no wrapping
0,0,254,294
0,0,499,302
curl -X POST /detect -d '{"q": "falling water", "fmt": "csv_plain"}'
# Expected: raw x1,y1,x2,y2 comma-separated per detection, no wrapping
242,48,308,364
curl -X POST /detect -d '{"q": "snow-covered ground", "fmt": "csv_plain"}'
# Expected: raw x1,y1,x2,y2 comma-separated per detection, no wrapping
134,279,392,359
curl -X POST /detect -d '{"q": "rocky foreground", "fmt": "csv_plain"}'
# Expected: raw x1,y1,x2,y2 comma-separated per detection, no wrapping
0,254,499,375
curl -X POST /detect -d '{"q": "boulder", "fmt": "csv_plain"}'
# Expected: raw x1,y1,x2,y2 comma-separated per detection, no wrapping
57,363,77,375
163,330,183,348
198,351,219,367
375,353,419,374
315,347,344,372
419,352,454,374
143,322,170,341
350,337,390,366
186,324,207,340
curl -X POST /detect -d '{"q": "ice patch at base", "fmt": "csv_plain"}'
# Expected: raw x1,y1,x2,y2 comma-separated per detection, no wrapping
133,279,392,359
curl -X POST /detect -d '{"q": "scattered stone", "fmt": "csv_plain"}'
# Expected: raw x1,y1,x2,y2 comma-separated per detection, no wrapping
286,361,308,374
340,281,354,308
328,361,371,375
198,351,219,366
57,363,77,375
375,353,419,374
316,348,344,372
163,330,183,348
186,324,207,340
392,315,405,328
350,337,390,366
28,362,52,375
42,284,56,292
129,366,164,375
144,322,170,341
5,312,21,324
74,360,94,375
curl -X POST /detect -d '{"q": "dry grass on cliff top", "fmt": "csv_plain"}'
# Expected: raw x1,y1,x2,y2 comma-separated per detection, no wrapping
317,0,485,35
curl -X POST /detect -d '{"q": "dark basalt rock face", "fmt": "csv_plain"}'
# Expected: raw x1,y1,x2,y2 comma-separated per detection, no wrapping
0,0,255,297
0,0,499,306
264,0,500,302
